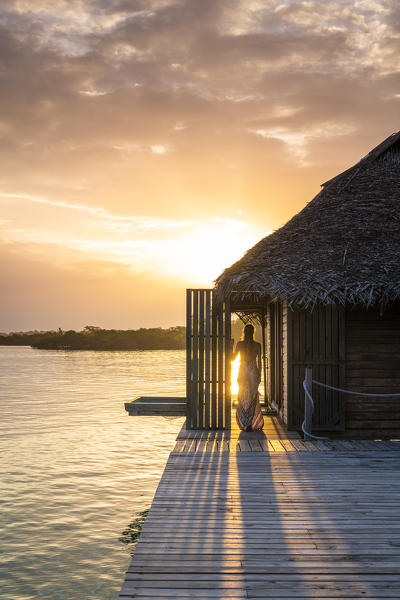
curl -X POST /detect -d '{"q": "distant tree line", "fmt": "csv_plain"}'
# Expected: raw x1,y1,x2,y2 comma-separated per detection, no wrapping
0,319,259,351
0,325,186,350
0,330,51,346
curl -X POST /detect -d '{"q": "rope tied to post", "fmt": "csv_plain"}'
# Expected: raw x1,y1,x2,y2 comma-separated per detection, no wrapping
302,378,329,441
312,380,400,398
302,372,400,441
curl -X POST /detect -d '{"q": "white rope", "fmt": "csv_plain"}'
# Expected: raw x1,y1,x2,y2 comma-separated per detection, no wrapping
302,376,400,443
312,380,400,398
302,380,329,441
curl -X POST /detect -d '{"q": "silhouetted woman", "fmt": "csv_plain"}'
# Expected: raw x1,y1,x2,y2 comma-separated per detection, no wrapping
231,324,264,431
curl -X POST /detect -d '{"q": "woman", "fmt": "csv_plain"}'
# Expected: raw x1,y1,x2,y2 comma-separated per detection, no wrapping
231,324,264,431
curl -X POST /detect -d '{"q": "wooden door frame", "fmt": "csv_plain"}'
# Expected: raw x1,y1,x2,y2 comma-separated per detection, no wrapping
269,300,283,412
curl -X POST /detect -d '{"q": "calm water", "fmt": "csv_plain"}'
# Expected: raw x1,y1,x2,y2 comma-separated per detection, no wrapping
0,347,185,600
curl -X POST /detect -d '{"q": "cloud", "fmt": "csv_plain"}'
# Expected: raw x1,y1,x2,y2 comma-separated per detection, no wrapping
0,0,399,328
0,191,264,287
0,191,190,230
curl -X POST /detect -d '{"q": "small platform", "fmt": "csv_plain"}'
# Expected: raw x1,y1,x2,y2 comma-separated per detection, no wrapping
124,396,186,416
124,397,275,418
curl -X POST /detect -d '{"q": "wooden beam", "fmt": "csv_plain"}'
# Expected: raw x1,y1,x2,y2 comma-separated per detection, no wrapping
224,299,231,430
217,301,224,429
211,293,218,429
186,289,192,429
205,290,211,429
192,290,199,428
198,291,205,429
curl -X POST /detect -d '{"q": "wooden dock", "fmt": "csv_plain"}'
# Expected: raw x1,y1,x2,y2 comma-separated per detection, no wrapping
119,415,400,599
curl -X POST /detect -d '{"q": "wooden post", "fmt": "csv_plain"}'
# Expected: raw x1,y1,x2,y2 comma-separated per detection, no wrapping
192,291,199,428
211,295,217,429
261,307,268,409
186,289,192,429
224,299,231,430
198,291,204,429
204,290,211,429
217,303,224,428
304,367,313,441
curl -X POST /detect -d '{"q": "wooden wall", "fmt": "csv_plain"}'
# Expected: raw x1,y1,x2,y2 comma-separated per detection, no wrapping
345,305,400,437
287,305,345,431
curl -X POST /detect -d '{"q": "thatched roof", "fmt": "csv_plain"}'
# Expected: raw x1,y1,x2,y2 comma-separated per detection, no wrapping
215,131,400,309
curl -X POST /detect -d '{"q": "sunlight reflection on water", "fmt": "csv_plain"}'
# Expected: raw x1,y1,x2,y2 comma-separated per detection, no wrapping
0,347,185,600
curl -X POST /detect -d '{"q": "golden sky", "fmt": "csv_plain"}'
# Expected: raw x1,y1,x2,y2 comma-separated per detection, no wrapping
1,0,399,331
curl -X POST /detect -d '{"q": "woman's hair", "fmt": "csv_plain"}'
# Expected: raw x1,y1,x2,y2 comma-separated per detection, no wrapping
242,324,254,344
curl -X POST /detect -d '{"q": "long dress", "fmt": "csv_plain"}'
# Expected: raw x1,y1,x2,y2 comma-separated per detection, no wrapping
236,358,264,431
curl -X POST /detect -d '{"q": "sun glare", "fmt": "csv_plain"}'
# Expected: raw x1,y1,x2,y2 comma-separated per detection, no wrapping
163,219,264,285
231,353,240,396
20,203,266,288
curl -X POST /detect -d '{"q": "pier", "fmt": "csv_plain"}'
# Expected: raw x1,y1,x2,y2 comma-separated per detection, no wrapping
119,415,400,599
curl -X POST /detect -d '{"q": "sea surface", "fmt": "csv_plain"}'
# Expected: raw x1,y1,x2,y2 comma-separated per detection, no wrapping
0,346,185,600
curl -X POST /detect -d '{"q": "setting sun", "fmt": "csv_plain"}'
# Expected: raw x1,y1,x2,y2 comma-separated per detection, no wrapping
157,218,266,285
231,353,240,396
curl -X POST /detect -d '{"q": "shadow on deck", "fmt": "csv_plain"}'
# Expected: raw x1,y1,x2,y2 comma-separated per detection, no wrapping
120,433,400,599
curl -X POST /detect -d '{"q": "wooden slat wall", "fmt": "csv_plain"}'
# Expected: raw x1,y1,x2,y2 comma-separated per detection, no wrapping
345,305,400,436
186,289,231,429
287,305,345,431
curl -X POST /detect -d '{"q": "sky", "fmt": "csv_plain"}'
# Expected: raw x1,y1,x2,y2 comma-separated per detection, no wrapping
0,0,399,331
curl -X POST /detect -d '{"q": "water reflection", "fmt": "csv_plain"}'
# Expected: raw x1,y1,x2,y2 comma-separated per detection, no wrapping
0,347,185,600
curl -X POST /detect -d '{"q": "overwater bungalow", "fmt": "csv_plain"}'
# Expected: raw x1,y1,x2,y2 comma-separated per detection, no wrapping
186,131,400,438
121,133,400,599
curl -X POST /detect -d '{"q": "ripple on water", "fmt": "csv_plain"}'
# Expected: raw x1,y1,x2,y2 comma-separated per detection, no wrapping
0,347,185,600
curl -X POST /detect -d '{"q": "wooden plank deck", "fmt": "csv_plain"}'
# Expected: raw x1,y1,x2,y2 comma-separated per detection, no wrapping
119,416,400,599
176,413,301,442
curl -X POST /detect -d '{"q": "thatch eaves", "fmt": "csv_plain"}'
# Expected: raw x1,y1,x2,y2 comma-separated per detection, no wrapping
215,131,400,309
